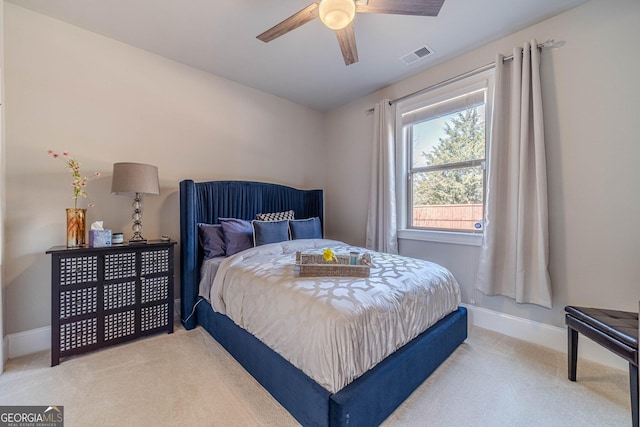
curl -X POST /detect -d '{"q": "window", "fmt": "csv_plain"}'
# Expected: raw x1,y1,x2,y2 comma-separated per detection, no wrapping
397,71,494,237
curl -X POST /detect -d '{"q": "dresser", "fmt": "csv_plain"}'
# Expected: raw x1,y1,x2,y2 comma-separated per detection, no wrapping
46,240,176,366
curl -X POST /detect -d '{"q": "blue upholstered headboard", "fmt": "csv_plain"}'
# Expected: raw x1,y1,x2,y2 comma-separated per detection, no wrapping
179,180,324,329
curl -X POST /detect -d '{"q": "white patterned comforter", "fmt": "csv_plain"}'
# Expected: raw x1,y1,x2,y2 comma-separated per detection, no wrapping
209,239,461,393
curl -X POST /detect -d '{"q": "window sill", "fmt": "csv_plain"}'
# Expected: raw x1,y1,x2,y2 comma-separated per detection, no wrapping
397,229,483,246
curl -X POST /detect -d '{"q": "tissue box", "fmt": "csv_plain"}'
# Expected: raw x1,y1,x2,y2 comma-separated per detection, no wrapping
89,230,112,247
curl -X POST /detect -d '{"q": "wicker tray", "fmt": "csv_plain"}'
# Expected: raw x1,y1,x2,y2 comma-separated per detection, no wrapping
295,251,373,278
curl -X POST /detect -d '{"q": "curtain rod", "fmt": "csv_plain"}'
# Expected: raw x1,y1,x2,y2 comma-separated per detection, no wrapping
365,39,557,115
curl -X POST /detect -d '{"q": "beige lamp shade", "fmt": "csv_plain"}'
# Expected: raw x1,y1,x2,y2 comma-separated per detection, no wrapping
111,163,160,195
111,162,159,243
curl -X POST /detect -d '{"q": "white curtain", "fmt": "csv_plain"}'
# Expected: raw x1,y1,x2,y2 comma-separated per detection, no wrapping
365,99,398,254
475,40,552,308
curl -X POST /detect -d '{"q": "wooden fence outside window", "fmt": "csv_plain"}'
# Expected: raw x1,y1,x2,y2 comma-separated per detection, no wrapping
413,204,483,231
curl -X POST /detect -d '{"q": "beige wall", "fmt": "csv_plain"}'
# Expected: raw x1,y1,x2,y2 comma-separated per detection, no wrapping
325,0,640,327
4,0,640,339
3,4,326,335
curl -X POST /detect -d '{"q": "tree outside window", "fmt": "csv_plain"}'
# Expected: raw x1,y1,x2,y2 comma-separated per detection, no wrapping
408,100,486,232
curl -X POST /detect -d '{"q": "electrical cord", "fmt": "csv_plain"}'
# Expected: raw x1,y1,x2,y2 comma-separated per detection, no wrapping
180,298,204,323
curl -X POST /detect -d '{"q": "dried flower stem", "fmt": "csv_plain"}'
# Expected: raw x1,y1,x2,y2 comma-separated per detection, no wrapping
48,150,100,209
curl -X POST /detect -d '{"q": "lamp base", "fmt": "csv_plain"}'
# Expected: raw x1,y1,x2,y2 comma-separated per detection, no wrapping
128,239,148,244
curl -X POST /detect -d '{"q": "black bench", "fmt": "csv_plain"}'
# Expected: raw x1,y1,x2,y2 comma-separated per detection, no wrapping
565,306,638,427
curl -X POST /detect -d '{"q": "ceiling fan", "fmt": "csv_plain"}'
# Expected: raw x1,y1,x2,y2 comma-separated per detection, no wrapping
257,0,446,66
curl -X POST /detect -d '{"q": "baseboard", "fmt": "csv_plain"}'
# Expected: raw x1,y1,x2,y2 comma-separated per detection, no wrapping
2,335,8,366
4,302,629,372
5,299,182,360
462,304,628,371
7,326,51,359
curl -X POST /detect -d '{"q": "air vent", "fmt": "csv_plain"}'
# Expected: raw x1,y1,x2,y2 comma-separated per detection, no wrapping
401,44,434,65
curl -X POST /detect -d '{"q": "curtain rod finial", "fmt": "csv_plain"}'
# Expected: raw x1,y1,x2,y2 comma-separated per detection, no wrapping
543,39,565,49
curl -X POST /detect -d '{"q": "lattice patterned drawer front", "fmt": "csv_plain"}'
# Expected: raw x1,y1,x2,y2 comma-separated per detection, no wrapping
60,256,98,285
104,281,136,310
104,252,137,280
60,287,97,319
141,304,169,331
104,310,135,341
141,276,169,304
141,249,169,275
60,318,97,351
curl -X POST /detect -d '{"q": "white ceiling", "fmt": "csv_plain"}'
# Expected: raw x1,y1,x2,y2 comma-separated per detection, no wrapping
8,0,588,111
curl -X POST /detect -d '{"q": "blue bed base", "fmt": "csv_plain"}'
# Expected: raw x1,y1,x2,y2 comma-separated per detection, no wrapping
180,179,468,426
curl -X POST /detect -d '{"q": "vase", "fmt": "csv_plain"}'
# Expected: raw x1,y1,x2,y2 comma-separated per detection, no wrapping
66,208,87,248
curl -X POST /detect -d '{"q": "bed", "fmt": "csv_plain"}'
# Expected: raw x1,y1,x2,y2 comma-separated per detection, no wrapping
180,179,467,426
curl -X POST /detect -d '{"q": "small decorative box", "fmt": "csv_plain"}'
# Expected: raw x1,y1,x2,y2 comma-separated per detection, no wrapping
89,230,112,247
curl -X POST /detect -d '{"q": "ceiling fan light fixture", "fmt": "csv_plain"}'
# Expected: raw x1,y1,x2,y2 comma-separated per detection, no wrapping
319,0,356,30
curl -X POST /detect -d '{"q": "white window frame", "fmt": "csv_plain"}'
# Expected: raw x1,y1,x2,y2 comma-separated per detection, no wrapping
395,69,494,246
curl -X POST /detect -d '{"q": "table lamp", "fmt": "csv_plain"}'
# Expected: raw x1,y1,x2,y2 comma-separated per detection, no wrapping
111,162,160,243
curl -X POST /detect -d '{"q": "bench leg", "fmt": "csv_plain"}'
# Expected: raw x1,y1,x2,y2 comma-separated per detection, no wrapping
568,327,578,381
631,362,638,427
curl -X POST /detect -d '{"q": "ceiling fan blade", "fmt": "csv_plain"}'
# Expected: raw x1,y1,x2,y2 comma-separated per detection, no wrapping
257,3,319,43
336,23,359,66
356,0,445,16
